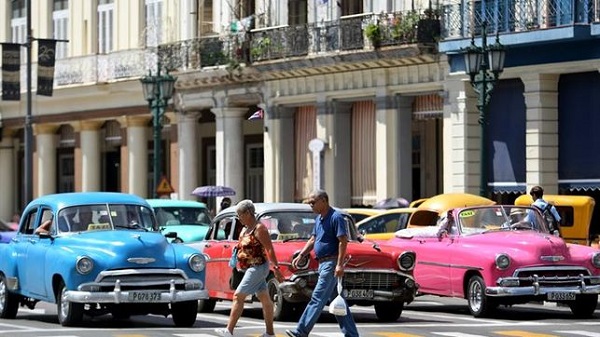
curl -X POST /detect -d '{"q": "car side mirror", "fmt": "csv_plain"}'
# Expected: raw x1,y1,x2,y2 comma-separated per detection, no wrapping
164,231,178,239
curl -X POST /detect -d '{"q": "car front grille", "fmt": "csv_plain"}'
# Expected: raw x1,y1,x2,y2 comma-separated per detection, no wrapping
305,271,407,290
91,269,190,291
513,266,592,287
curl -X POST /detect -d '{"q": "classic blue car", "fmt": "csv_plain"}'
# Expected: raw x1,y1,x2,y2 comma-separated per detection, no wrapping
147,199,212,243
0,192,208,326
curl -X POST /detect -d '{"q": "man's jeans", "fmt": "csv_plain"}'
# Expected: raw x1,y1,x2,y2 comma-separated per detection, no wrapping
295,260,359,337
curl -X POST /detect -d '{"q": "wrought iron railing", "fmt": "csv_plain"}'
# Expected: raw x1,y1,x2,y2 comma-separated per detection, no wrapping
442,0,596,39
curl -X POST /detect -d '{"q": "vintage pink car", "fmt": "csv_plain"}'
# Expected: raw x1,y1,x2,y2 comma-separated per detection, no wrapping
188,202,418,322
385,205,600,318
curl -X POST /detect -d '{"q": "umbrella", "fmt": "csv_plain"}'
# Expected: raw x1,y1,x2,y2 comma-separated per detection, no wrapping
191,185,236,198
373,197,410,209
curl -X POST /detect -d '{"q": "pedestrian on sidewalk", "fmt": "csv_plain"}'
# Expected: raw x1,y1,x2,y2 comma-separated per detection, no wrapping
286,189,360,337
215,199,284,337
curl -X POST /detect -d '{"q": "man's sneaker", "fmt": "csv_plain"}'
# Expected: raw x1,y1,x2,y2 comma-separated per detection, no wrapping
285,329,300,337
214,328,233,337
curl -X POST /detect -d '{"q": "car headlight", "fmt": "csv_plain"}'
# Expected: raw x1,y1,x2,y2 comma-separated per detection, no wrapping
292,251,310,270
189,253,206,272
76,256,94,275
397,251,416,271
495,253,510,270
592,252,600,268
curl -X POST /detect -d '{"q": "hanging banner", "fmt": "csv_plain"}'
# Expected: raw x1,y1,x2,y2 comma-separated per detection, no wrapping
1,43,21,101
37,39,57,97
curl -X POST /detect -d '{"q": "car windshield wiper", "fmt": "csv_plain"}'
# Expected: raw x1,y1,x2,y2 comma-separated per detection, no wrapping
114,224,149,231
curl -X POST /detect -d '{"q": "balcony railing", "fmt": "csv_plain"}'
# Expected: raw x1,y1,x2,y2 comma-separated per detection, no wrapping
442,0,596,39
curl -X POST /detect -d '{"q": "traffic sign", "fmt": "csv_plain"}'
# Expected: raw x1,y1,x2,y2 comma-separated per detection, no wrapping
156,176,175,195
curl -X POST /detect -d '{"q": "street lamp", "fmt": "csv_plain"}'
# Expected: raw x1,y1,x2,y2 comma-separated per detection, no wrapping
140,63,176,198
463,21,506,197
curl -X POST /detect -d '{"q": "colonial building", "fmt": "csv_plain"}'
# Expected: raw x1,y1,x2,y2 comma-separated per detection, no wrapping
0,0,598,236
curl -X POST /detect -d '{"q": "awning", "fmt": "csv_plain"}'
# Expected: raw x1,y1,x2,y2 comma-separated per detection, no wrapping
558,180,600,191
489,182,526,194
412,94,443,120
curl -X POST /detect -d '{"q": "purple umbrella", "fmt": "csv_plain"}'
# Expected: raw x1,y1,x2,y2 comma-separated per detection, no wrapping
191,185,236,198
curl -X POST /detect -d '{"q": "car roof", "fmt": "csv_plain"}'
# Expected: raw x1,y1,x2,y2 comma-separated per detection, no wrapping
25,192,150,212
355,207,418,227
146,199,208,208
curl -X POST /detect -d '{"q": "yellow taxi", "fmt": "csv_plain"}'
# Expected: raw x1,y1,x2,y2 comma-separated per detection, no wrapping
514,194,595,245
343,208,384,223
356,208,418,240
407,193,496,228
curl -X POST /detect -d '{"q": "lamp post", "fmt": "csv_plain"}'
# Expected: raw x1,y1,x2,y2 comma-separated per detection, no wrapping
140,63,176,198
463,21,506,197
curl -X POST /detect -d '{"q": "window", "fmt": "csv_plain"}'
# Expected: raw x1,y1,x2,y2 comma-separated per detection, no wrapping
146,0,163,47
11,0,26,63
289,0,307,26
98,0,114,54
53,0,68,59
246,144,264,202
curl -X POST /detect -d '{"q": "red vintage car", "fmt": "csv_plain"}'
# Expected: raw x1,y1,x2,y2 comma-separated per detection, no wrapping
187,202,417,321
385,204,600,318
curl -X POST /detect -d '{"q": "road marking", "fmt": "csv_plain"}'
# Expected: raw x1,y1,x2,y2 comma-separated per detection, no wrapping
554,332,600,337
494,331,558,337
372,332,423,336
433,333,488,337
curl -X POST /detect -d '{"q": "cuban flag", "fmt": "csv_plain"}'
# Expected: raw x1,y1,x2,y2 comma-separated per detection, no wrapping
248,109,264,120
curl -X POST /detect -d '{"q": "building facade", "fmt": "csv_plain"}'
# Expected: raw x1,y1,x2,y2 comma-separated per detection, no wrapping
0,0,598,237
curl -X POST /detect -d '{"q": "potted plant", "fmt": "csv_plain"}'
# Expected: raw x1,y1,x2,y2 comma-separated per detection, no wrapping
365,22,382,48
418,7,441,43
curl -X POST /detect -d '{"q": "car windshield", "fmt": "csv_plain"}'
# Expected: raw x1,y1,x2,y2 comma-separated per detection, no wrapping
154,207,211,227
455,205,550,235
259,210,358,241
57,204,156,233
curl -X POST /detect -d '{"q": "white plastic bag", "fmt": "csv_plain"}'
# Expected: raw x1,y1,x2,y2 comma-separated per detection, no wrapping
328,277,347,316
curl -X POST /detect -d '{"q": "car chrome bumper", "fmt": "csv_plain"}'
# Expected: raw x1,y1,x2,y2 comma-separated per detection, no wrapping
486,284,600,297
279,278,416,302
66,278,208,303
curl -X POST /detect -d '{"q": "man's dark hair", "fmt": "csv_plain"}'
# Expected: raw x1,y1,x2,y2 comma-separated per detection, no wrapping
530,185,544,199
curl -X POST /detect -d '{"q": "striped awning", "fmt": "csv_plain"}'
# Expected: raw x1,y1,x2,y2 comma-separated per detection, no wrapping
412,94,443,120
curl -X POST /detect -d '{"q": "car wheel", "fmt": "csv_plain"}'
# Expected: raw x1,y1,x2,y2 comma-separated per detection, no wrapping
267,276,295,321
171,300,198,327
467,275,496,318
56,281,84,326
374,302,404,322
569,294,598,318
0,273,19,319
197,298,216,313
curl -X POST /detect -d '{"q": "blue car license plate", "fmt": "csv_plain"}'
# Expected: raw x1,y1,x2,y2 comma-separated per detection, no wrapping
547,292,575,301
129,291,162,302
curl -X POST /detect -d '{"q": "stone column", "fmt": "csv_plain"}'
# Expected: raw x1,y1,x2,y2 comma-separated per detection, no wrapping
316,98,352,207
78,121,103,191
263,105,294,202
521,73,560,194
34,123,59,197
122,116,150,197
0,130,16,220
375,94,413,200
443,75,481,194
177,111,201,200
211,107,247,203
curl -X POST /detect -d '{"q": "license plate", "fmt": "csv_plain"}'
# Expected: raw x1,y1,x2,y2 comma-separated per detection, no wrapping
128,291,162,302
346,289,374,299
547,292,576,301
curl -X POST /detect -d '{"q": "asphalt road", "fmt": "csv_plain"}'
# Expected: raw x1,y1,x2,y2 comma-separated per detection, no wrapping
0,296,599,336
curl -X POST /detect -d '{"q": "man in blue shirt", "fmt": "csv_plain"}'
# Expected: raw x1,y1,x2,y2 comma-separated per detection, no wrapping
286,190,359,337
527,185,561,233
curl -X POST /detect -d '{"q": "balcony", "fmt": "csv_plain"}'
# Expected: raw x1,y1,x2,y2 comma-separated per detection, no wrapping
440,0,598,52
155,9,440,74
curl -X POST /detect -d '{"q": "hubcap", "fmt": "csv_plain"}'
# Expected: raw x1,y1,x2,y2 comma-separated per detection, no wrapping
0,280,6,311
469,281,482,312
60,288,69,320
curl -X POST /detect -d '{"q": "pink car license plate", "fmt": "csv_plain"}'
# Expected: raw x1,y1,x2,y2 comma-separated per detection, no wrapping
547,292,575,301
